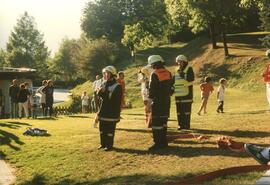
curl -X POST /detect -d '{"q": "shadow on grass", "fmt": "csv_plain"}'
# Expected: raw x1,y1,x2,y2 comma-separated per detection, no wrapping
0,121,32,129
117,128,151,133
20,173,170,185
35,117,58,120
113,145,248,158
68,115,92,118
228,110,267,115
192,128,270,138
0,129,24,151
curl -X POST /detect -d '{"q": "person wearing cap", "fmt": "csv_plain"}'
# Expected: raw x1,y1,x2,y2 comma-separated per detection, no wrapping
117,71,126,109
97,65,122,151
173,55,194,130
262,49,270,113
138,65,153,127
147,55,173,150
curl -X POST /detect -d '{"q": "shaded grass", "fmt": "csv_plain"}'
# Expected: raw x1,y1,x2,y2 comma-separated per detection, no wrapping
1,86,270,184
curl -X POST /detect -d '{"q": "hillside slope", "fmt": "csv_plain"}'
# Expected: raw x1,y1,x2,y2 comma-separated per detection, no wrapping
67,33,269,109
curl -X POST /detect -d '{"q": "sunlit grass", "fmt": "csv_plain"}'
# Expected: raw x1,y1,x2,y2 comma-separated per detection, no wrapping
1,87,270,184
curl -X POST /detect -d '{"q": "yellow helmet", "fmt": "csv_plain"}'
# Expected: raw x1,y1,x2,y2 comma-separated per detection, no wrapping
147,55,164,65
176,55,188,63
102,65,117,76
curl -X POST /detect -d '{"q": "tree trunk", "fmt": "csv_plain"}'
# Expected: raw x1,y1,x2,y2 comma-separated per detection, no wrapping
222,31,229,57
209,23,217,49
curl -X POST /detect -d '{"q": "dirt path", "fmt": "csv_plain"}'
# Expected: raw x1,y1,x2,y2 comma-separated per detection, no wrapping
0,160,15,185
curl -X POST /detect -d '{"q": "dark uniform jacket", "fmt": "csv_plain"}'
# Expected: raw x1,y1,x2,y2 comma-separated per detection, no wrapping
98,79,122,122
18,89,30,103
173,64,194,99
149,68,173,118
9,85,20,102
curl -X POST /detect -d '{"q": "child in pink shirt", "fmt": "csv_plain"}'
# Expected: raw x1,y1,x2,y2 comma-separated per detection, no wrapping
197,76,214,115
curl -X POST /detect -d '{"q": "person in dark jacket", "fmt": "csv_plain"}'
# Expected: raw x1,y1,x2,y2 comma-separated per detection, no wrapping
18,83,30,118
97,65,122,151
9,79,20,118
148,55,173,150
173,55,194,130
42,80,54,117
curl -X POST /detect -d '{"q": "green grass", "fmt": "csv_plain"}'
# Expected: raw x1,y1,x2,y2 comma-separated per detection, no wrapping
1,86,270,185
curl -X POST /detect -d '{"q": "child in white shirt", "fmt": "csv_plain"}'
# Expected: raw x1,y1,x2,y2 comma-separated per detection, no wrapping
217,78,227,113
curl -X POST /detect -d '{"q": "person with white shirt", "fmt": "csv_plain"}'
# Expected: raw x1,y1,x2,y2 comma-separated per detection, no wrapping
216,78,227,113
81,91,90,113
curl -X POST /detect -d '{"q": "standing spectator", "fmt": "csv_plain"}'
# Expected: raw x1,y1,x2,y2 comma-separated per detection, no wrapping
262,49,270,113
216,78,227,113
29,91,39,119
173,55,195,130
43,80,54,117
138,66,152,127
37,80,47,116
24,82,32,117
147,55,173,150
81,91,90,113
18,83,30,118
97,66,122,151
117,71,126,108
197,77,214,115
92,75,102,112
9,79,20,118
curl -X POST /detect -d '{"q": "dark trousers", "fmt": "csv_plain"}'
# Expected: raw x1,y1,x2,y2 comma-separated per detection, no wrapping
217,101,224,113
10,101,18,118
176,101,192,129
45,103,53,117
152,117,168,147
99,121,117,148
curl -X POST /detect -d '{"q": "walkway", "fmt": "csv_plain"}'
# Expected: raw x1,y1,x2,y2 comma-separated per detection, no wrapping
256,170,270,185
0,160,15,185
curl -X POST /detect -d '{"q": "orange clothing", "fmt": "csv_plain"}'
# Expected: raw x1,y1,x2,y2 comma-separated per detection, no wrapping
117,78,125,108
200,82,214,97
263,63,270,83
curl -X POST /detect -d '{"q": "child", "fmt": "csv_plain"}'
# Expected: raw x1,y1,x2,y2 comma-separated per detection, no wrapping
217,78,227,113
81,91,89,113
137,66,152,128
29,91,40,119
197,76,214,115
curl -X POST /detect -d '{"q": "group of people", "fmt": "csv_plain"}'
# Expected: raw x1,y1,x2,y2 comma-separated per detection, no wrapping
9,79,54,119
95,49,270,152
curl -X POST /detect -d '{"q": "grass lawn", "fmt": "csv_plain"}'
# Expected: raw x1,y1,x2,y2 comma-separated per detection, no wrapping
1,86,270,185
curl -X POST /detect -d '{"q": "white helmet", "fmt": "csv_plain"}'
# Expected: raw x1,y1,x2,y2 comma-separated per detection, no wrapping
148,55,164,65
102,65,117,76
266,49,270,58
176,55,188,63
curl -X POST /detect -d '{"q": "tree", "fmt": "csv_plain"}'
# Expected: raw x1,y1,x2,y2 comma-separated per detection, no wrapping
48,38,79,83
0,49,7,67
259,0,270,48
79,38,120,80
6,12,50,76
81,0,169,46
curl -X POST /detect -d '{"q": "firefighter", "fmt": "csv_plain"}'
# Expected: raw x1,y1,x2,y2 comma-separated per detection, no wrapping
173,55,194,130
97,65,122,151
148,55,173,150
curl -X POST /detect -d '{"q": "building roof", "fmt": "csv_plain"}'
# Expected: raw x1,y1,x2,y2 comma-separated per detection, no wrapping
0,67,36,79
0,67,36,73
